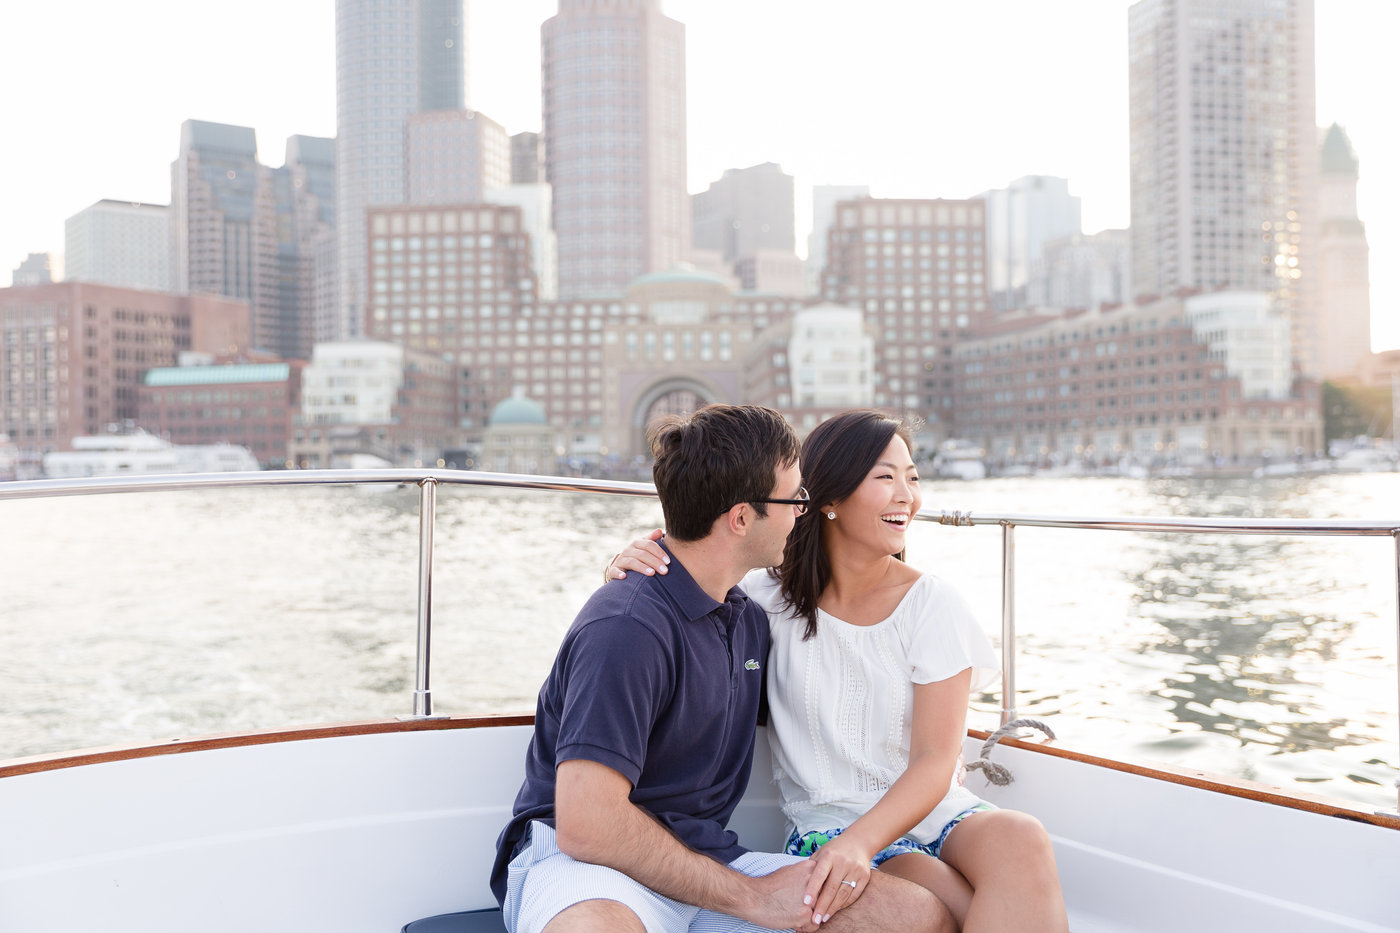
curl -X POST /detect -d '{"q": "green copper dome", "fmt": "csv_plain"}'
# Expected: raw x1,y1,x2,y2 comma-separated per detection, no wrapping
489,391,547,426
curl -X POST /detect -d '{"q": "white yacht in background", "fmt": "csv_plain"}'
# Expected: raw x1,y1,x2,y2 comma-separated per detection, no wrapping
0,433,16,481
931,439,989,480
1327,436,1400,473
41,427,260,478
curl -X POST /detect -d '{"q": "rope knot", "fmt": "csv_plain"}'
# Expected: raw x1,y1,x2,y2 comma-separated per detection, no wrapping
962,717,1056,787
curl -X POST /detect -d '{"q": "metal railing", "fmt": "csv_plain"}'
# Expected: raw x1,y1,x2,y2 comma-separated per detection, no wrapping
3,469,1398,809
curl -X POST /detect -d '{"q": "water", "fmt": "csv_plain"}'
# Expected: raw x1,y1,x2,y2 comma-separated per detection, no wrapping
1,473,1396,812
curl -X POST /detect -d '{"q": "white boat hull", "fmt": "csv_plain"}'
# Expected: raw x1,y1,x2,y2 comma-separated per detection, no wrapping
3,719,1397,932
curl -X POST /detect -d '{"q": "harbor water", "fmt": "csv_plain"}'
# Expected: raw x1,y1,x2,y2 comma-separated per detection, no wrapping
1,471,1397,812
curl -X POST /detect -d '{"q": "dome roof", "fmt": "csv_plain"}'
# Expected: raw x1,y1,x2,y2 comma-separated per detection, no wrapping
489,390,547,426
628,263,730,289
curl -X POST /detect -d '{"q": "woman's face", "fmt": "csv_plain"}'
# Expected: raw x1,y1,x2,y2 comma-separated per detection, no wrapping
825,435,921,557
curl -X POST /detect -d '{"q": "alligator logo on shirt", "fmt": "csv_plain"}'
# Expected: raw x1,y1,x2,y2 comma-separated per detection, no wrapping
744,659,760,671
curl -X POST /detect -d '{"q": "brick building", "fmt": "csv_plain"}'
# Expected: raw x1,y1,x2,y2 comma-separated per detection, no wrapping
952,293,1321,468
819,197,990,429
0,282,250,452
139,361,303,467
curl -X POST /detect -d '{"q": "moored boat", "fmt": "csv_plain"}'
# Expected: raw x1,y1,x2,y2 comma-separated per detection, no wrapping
41,427,260,478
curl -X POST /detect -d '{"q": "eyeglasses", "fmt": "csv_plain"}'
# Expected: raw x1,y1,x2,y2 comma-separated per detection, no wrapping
747,486,810,516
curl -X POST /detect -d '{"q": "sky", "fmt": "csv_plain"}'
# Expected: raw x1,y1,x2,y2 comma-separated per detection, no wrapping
2,0,1396,350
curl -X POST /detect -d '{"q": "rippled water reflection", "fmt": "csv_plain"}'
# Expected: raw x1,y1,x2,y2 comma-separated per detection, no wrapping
1,473,1395,811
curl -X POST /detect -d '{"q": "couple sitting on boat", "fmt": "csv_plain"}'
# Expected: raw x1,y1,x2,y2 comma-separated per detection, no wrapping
492,405,1067,933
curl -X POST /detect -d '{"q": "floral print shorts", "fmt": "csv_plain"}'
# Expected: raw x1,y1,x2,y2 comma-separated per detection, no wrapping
785,803,996,865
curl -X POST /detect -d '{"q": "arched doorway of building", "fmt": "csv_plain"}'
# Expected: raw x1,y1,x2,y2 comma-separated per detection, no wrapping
644,387,703,425
628,376,727,460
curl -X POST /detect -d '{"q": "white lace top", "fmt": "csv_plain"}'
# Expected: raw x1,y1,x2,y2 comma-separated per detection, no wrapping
745,568,999,843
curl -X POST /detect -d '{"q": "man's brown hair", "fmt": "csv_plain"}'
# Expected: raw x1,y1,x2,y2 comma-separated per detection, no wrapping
648,404,800,542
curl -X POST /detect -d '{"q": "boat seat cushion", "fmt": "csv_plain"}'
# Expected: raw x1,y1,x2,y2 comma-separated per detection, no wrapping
402,908,505,932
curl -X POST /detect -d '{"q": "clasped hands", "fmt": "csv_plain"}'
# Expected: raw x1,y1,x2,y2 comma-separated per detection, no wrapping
753,834,872,931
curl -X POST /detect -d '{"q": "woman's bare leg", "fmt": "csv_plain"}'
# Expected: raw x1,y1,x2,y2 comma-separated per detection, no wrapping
879,852,974,930
937,810,1068,932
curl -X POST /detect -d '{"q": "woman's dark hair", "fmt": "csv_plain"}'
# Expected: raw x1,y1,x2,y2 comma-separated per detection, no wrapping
649,404,800,542
777,410,914,638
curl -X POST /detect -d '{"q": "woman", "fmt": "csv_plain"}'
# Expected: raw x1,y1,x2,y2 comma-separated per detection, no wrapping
608,410,1067,931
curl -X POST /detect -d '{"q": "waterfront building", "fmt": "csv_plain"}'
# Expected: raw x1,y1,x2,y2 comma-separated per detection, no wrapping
406,109,511,206
1314,124,1372,379
289,340,458,468
743,303,874,434
818,196,991,426
482,389,558,474
360,200,803,461
362,202,537,435
139,360,303,467
0,282,250,450
65,201,173,292
1128,0,1318,373
981,175,1081,312
10,254,54,287
542,0,688,298
598,267,790,460
807,185,869,296
951,291,1320,466
335,0,465,340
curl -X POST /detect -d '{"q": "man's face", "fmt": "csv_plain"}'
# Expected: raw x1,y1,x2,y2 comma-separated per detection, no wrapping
752,460,803,569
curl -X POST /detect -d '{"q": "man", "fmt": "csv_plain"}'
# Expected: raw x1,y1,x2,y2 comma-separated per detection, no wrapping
492,404,951,933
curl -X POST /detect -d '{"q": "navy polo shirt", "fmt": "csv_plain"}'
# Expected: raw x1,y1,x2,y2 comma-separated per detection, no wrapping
490,545,770,905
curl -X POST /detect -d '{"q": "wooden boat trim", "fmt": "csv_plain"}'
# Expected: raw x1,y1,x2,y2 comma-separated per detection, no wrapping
6,716,1395,835
970,728,1400,830
0,713,534,779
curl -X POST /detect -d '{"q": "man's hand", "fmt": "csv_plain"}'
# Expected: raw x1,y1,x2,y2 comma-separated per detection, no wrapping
555,760,820,928
743,860,829,932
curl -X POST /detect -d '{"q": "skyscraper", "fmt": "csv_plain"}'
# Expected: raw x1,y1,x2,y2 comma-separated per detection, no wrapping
406,110,511,206
172,121,332,361
335,0,465,340
980,175,1081,311
692,163,796,264
281,136,338,358
510,132,544,184
65,200,173,293
806,185,869,296
820,197,990,423
542,0,688,298
1128,0,1317,370
171,120,277,348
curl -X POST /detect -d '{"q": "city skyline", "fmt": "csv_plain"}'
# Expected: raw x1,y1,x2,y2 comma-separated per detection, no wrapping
3,0,1395,349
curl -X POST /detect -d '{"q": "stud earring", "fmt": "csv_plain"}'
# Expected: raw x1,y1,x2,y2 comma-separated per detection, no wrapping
826,511,836,520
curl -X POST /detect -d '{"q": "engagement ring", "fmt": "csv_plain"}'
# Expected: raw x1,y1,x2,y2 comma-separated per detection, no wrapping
841,880,857,889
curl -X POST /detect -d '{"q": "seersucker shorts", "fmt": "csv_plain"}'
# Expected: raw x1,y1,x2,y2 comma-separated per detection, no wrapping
503,820,809,933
